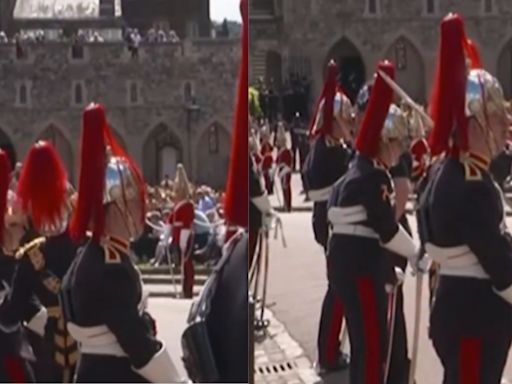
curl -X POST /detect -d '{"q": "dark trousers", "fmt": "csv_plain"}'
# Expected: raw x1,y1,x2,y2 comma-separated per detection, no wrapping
328,236,388,384
430,276,512,383
386,285,410,384
76,354,148,383
0,354,34,383
290,132,298,171
313,202,345,367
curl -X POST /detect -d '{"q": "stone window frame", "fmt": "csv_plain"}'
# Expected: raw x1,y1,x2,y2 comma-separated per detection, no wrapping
127,80,142,105
183,81,195,103
71,81,87,107
15,80,32,107
423,0,439,16
482,0,496,15
363,0,381,17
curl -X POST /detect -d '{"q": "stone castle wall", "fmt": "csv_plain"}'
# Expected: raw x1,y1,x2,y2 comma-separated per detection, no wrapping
0,37,240,188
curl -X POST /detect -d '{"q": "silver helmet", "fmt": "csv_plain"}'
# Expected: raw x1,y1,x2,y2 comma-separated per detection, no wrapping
465,68,508,126
103,152,140,205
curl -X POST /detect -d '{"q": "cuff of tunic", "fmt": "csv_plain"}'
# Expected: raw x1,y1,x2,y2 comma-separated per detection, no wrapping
494,284,512,305
133,342,183,383
25,307,47,337
382,225,417,259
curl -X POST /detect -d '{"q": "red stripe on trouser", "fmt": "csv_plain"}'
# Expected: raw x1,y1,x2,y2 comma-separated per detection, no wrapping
459,338,481,384
357,277,382,384
325,297,344,365
4,355,27,383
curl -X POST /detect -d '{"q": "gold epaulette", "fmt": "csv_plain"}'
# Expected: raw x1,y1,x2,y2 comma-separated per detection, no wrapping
15,237,46,270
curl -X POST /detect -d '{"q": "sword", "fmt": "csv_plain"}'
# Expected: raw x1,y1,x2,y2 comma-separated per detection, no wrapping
408,271,423,384
377,69,434,129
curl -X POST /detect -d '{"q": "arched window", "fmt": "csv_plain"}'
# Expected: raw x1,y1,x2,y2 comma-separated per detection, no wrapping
129,82,139,104
19,84,27,105
184,82,193,102
426,0,436,14
483,0,494,13
366,0,378,15
74,83,83,105
209,124,219,154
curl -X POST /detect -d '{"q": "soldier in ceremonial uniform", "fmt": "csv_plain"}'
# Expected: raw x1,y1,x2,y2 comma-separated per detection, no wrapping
61,103,181,383
303,60,353,372
260,125,274,194
200,1,249,377
167,164,195,299
275,123,293,212
0,142,79,383
327,61,419,383
421,14,512,382
0,150,40,383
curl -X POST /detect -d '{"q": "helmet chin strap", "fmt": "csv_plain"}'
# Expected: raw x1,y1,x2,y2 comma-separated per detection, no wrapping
474,116,498,160
112,201,139,241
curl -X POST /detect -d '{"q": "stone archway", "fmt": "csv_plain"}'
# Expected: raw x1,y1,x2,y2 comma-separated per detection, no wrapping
384,36,426,103
196,122,230,189
266,50,282,89
37,124,74,180
324,37,366,102
0,127,16,169
497,39,512,99
143,123,183,185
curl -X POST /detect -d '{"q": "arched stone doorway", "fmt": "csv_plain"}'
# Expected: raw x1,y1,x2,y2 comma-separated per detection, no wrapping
266,50,282,89
497,39,512,99
196,122,230,189
384,36,426,103
37,124,74,181
324,37,366,102
0,127,16,169
143,123,183,185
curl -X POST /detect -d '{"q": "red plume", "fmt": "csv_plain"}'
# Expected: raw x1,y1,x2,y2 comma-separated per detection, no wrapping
17,141,68,232
355,61,395,158
464,39,482,69
70,104,108,242
308,60,337,138
0,151,11,243
429,13,471,156
223,0,248,229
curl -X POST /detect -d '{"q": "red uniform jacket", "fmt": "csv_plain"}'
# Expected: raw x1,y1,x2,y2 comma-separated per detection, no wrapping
261,152,273,173
252,152,263,175
168,200,195,256
260,142,273,157
276,148,293,188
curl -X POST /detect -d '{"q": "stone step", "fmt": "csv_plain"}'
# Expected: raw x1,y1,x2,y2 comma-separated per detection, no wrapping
147,284,203,298
138,264,212,276
142,274,209,285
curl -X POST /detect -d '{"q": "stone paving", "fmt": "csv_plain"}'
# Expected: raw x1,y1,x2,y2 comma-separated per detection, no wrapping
254,308,321,384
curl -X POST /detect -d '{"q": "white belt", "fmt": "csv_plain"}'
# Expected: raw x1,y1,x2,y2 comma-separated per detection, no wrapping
425,243,489,279
331,224,379,239
308,186,332,202
67,323,127,357
328,205,368,224
278,165,292,179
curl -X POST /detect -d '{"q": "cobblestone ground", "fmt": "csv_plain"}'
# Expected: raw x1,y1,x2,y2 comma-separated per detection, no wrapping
255,172,512,384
